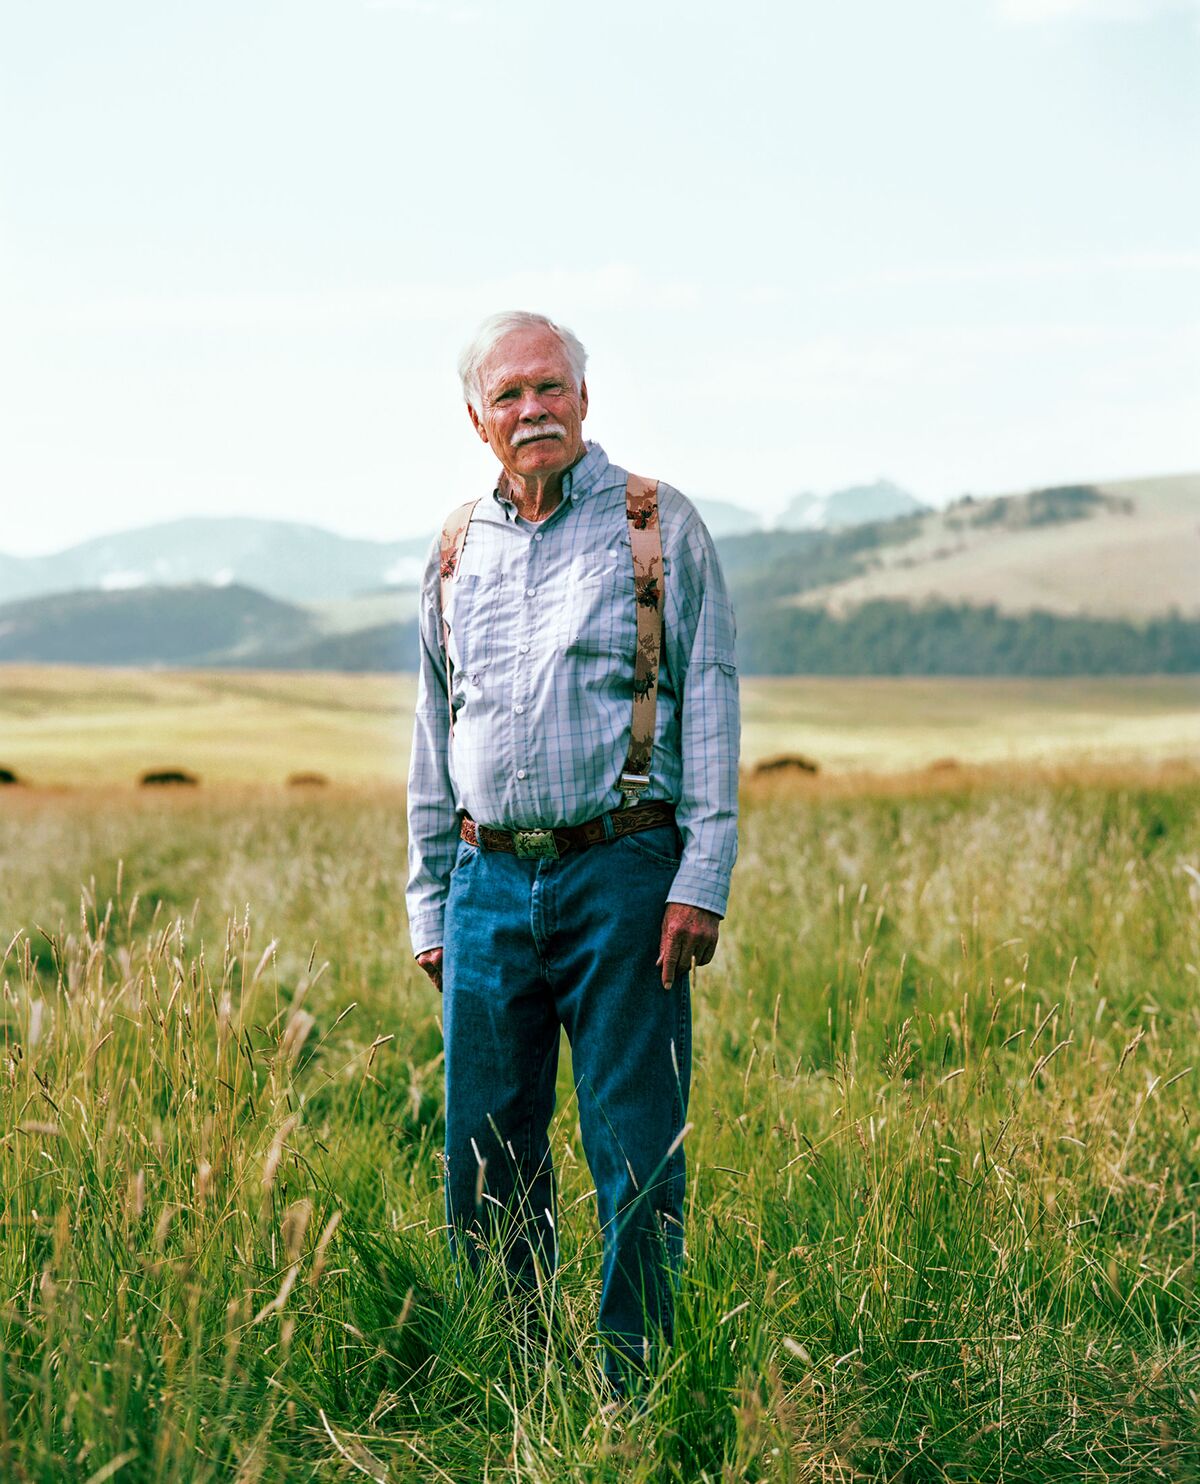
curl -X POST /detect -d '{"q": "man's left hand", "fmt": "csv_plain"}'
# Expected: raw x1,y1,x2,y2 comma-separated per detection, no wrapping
657,903,722,989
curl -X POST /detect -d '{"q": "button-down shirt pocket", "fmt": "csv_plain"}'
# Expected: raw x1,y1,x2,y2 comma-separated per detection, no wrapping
446,571,502,678
560,542,637,660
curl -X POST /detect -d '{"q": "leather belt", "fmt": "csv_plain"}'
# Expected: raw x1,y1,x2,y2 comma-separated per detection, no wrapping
460,801,676,860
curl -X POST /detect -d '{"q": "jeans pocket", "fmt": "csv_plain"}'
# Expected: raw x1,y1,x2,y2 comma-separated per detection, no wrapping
619,824,682,869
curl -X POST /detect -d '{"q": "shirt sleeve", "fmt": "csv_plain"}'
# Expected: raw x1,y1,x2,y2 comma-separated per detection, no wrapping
660,496,741,917
405,535,461,957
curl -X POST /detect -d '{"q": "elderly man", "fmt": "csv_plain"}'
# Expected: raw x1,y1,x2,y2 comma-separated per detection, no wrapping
406,310,739,1390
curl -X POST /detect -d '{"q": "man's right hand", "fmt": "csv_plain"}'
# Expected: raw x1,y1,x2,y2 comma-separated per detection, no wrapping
416,947,444,992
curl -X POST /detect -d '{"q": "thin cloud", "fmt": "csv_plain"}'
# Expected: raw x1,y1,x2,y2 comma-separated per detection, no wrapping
853,251,1200,288
12,264,700,335
365,0,482,18
668,321,1200,406
996,0,1198,22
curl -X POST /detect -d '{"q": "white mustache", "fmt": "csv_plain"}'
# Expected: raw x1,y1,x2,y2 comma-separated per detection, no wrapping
511,423,567,447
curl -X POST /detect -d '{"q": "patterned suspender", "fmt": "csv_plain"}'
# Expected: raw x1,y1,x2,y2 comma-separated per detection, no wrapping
437,498,479,730
435,472,664,803
619,474,663,806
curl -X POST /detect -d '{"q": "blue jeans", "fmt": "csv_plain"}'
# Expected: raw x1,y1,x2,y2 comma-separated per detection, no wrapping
442,819,691,1388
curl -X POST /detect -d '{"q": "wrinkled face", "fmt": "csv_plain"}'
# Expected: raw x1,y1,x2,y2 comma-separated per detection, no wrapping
468,326,588,482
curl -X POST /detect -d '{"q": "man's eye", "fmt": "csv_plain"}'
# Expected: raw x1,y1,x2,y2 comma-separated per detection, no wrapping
539,382,563,394
494,389,518,403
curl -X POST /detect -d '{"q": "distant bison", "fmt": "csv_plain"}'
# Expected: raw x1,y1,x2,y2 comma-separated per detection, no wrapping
754,754,820,776
0,766,23,786
928,757,961,773
139,769,199,787
287,771,329,787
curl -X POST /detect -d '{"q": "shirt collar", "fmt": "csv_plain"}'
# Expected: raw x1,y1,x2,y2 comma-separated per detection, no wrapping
562,440,611,503
485,440,612,523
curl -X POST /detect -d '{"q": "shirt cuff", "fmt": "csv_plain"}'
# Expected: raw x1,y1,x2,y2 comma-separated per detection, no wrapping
408,910,446,959
666,862,730,918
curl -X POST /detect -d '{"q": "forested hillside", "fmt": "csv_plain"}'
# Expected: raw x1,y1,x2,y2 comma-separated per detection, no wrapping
734,600,1200,676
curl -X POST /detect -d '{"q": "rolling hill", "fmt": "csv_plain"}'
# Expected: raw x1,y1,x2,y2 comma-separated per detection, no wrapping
0,472,1195,675
0,583,421,671
0,585,322,666
785,474,1199,619
716,473,1200,675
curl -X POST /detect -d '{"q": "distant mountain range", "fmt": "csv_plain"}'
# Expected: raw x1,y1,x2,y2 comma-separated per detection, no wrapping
0,474,1195,675
778,480,928,531
0,518,432,606
0,483,924,606
686,498,762,538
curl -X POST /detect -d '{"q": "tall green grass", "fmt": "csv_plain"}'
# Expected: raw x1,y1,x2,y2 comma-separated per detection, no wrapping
2,775,1199,1480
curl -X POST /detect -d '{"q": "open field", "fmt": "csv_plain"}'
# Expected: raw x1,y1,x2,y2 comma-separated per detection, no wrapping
2,665,1198,785
2,771,1200,1479
740,674,1200,774
0,667,408,787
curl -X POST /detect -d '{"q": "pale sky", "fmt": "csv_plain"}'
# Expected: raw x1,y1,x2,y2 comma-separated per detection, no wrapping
2,0,1197,555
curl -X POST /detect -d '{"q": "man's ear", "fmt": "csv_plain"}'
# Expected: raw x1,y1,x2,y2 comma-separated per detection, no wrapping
579,379,589,423
467,402,489,444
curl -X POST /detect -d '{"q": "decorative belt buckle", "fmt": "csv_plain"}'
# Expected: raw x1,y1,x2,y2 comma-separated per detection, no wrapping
512,828,559,860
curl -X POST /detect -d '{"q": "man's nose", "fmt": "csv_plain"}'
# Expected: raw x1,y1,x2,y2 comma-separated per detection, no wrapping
516,389,548,420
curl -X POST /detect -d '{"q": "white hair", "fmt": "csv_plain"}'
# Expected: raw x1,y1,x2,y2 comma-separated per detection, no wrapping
457,310,588,415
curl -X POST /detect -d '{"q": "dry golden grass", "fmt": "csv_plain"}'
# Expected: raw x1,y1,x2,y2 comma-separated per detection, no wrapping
0,665,410,786
742,754,1200,803
1,664,1197,786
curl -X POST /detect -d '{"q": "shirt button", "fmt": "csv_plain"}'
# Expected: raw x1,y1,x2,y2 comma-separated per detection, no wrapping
514,704,525,714
534,532,543,542
525,586,536,597
519,643,530,654
517,769,527,780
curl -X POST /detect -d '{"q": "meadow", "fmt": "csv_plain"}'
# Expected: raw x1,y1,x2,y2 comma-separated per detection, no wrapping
3,749,1200,1479
2,667,1198,1478
2,666,1198,784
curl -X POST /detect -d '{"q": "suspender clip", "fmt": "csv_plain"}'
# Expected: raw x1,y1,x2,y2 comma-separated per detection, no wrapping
618,771,651,808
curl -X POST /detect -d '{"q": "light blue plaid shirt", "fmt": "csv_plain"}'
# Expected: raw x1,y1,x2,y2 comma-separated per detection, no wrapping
405,441,740,956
